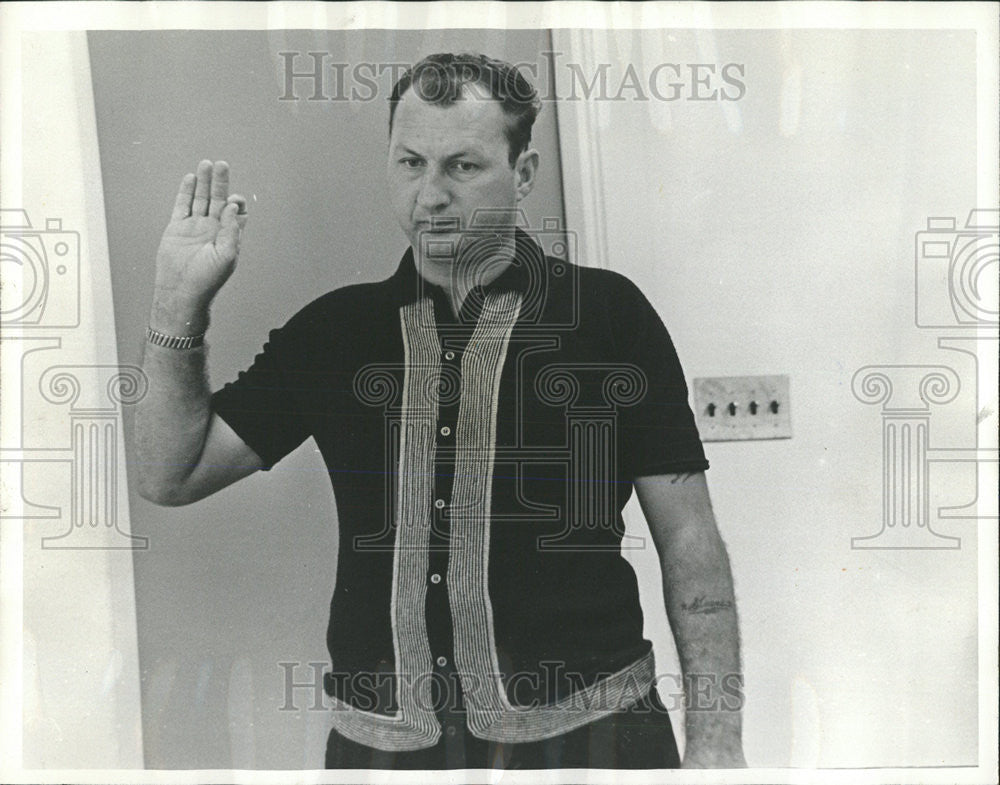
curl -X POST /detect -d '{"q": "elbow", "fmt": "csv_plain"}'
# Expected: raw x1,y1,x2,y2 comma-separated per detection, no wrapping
134,444,204,507
136,473,196,507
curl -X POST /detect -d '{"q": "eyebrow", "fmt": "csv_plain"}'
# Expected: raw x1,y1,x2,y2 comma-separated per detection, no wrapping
447,149,483,160
392,145,484,161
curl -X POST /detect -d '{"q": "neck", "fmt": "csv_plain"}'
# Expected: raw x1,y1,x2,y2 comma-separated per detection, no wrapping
414,230,516,317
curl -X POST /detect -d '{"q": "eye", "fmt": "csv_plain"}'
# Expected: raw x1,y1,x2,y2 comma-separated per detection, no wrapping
399,157,424,169
451,160,480,174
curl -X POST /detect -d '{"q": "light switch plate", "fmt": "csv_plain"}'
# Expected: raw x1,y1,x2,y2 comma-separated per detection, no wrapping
692,375,792,441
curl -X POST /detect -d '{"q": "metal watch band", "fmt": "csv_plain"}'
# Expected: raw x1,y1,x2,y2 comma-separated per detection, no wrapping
146,326,205,350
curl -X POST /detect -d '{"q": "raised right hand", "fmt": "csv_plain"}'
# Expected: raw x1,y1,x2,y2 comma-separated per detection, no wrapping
152,160,247,334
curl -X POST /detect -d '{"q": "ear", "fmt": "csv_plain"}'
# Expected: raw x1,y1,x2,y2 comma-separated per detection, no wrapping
513,148,540,202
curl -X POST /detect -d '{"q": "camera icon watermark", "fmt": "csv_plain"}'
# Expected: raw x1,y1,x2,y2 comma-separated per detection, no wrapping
853,208,999,550
914,209,998,329
0,208,81,329
415,208,578,330
2,208,148,549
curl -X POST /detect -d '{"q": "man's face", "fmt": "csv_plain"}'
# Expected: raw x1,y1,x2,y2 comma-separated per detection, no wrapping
387,87,535,285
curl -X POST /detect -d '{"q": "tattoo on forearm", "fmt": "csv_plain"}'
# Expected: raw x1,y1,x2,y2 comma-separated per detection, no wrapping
681,595,734,615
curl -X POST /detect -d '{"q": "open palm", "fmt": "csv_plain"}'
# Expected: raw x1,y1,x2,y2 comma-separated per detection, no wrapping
155,160,247,308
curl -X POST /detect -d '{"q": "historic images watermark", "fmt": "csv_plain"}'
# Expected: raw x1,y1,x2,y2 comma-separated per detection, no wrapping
0,208,148,549
278,660,744,715
851,209,999,550
277,51,746,103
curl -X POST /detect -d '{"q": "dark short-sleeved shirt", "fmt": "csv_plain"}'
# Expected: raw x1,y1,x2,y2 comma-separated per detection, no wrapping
211,228,708,751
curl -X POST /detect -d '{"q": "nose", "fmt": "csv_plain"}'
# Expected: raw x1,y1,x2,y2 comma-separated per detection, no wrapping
416,168,451,212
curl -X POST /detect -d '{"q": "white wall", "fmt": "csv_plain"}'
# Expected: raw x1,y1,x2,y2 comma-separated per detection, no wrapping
554,27,991,768
9,31,144,769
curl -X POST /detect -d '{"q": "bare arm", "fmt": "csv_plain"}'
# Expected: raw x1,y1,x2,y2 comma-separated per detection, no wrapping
136,345,262,506
634,471,746,768
135,160,263,506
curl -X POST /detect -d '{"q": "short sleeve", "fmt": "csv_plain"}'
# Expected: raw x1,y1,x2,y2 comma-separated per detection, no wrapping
614,278,709,479
210,314,315,471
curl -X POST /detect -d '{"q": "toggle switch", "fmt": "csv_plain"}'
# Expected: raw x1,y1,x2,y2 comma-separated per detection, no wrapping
692,375,792,441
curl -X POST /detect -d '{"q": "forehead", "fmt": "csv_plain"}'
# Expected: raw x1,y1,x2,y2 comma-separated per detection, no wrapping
389,88,508,154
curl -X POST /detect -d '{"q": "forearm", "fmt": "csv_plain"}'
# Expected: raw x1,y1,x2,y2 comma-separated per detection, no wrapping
134,296,213,504
661,524,744,759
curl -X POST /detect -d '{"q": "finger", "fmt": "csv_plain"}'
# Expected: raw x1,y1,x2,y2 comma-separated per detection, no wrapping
216,201,243,261
191,159,213,217
208,160,230,220
170,172,196,221
227,194,248,230
227,193,248,214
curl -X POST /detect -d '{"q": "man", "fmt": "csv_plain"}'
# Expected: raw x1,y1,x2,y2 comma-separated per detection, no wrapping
136,53,746,770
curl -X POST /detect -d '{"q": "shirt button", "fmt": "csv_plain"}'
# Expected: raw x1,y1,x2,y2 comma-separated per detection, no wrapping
444,350,456,361
429,572,442,584
446,725,457,737
434,498,446,509
436,656,448,667
440,426,451,437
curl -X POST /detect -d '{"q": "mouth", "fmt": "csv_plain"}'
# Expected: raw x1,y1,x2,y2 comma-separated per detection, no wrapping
415,218,461,233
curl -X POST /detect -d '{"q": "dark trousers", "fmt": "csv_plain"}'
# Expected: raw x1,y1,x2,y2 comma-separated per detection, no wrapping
325,686,681,770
